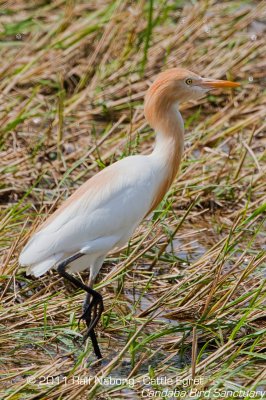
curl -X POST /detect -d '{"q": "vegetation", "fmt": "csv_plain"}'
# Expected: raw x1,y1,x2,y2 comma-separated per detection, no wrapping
0,0,265,399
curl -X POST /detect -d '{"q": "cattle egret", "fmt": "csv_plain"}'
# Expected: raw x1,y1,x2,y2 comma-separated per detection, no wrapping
19,68,240,358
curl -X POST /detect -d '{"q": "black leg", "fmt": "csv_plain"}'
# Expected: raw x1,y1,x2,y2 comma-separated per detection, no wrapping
57,253,103,359
80,285,103,359
80,290,103,329
83,292,92,313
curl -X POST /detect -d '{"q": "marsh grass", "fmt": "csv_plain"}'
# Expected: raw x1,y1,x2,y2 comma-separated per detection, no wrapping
0,0,265,399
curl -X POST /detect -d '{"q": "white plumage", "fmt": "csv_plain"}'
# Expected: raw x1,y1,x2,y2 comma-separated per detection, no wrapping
20,68,239,282
19,154,165,278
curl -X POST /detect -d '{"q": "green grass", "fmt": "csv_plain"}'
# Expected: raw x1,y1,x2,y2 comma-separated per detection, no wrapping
0,0,266,399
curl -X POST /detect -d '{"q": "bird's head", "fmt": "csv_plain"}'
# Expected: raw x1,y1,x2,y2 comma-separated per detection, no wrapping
146,67,240,104
144,67,240,129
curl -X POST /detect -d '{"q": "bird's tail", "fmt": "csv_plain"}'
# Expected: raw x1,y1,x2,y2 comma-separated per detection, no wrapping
25,254,64,277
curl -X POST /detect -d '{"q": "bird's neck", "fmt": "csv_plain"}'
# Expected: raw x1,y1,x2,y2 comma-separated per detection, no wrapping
145,99,185,211
152,106,184,159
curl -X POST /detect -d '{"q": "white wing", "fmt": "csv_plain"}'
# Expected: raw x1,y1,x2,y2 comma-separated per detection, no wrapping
19,155,157,274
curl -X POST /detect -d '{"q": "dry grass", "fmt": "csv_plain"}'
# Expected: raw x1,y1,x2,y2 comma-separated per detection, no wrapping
0,0,266,399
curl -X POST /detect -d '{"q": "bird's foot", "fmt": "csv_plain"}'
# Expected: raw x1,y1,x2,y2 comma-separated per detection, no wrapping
56,258,103,358
80,292,104,334
77,293,92,329
78,292,104,359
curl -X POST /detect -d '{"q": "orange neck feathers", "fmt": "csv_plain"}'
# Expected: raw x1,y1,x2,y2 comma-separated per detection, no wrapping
144,75,185,212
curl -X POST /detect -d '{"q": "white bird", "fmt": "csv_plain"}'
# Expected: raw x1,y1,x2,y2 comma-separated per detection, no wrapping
19,68,240,358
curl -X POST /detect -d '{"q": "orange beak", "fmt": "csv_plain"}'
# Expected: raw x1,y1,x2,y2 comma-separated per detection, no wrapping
200,78,240,89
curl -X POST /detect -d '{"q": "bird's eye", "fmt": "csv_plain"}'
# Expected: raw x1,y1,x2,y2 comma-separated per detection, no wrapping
185,78,193,85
